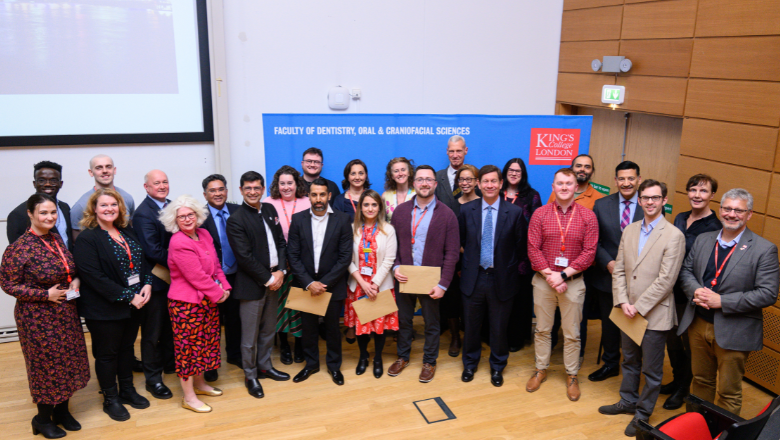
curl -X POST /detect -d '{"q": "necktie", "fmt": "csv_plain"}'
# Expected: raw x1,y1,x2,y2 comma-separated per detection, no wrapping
162,201,168,208
217,211,236,271
620,200,631,231
480,207,494,269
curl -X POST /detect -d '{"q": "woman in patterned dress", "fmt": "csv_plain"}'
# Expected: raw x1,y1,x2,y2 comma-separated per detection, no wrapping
381,157,415,222
344,190,398,378
0,193,90,439
161,195,231,413
73,189,153,422
262,165,311,365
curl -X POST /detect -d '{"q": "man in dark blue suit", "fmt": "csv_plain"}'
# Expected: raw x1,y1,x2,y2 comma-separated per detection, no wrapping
132,169,174,399
458,164,526,387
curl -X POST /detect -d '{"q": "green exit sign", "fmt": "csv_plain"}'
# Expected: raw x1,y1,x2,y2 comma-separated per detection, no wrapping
601,85,625,104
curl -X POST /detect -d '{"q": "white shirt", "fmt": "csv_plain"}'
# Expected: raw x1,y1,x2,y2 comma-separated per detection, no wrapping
447,164,458,191
262,212,279,285
310,205,334,273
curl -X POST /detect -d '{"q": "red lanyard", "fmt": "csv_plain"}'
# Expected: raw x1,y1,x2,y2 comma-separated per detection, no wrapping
281,198,297,229
411,205,429,244
361,223,378,264
710,242,737,288
347,191,358,213
107,230,134,270
554,206,576,254
29,229,72,283
504,192,517,203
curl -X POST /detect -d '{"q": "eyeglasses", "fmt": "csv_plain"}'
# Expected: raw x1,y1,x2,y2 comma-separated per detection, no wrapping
206,187,226,194
303,160,322,166
458,177,475,183
507,170,522,176
176,213,197,221
720,207,750,215
639,196,663,202
36,178,61,185
414,178,435,184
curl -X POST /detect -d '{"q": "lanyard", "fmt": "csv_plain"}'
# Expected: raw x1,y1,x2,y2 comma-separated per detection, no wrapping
29,228,72,283
281,198,297,229
107,230,135,271
554,205,576,255
710,242,737,288
347,191,358,213
411,205,429,245
361,223,377,264
504,192,517,203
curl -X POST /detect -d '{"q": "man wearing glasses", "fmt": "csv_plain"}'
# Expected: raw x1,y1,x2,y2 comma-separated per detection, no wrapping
677,188,779,416
299,147,341,204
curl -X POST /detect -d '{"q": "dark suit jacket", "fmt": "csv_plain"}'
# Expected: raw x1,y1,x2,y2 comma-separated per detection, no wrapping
677,228,780,351
589,193,644,292
200,202,239,265
7,199,74,252
458,198,526,301
73,226,151,320
132,196,172,291
434,167,481,212
287,209,353,301
302,177,341,206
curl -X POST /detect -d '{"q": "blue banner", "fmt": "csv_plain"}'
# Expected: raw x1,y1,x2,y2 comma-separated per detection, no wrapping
262,114,592,202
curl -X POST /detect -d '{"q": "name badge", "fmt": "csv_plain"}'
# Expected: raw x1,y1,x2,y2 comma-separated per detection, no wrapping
554,256,569,267
128,274,141,286
66,289,80,301
360,267,373,276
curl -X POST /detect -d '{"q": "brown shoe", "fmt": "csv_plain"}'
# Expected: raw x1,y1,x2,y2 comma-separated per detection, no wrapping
526,369,547,392
567,375,581,401
419,363,436,383
387,358,409,377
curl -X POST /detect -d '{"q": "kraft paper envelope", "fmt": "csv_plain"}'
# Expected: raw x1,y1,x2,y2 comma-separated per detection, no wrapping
398,265,440,294
286,287,332,316
609,307,648,346
351,289,398,323
152,264,171,284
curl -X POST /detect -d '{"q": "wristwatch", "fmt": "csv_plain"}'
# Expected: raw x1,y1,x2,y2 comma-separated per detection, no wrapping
560,271,569,281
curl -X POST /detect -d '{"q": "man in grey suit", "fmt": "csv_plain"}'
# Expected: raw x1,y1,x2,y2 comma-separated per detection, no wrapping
435,135,470,210
677,188,780,415
587,161,643,382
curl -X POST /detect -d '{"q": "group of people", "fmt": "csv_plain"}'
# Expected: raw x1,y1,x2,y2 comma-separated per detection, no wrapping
1,135,777,439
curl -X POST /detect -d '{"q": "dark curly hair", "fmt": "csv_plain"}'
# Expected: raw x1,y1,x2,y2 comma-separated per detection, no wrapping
341,159,371,191
269,165,307,199
384,157,415,191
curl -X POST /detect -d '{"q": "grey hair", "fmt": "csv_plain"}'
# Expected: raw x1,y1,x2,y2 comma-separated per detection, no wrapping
721,188,753,211
448,135,466,147
159,195,208,233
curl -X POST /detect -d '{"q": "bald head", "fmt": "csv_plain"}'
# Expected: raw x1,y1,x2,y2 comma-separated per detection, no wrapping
88,155,116,188
144,170,169,202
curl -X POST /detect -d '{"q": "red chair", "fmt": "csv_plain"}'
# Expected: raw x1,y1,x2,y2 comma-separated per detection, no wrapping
636,394,780,440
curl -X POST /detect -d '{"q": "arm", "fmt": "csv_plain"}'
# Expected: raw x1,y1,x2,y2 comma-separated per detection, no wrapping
287,217,314,289
720,244,780,315
612,236,629,306
633,232,686,316
514,210,527,264
527,211,548,272
134,209,169,267
169,239,224,303
73,231,137,302
593,203,614,271
678,237,704,301
391,210,403,271
372,227,397,287
568,212,599,273
226,215,274,286
320,217,354,288
438,212,461,289
0,243,50,302
6,207,27,246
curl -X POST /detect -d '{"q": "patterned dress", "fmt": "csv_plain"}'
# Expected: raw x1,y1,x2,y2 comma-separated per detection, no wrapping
382,188,414,222
0,231,90,404
168,299,221,379
344,225,399,335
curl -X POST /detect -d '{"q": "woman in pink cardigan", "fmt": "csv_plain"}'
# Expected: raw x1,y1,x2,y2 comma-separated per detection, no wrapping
160,195,231,414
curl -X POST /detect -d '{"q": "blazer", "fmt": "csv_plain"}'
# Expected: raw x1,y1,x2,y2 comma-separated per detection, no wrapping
7,199,74,252
287,209,353,301
677,228,780,351
200,202,239,265
132,196,172,291
434,167,482,212
168,229,230,304
391,196,460,290
458,198,526,301
73,226,152,320
590,193,644,292
226,202,287,301
612,216,686,331
347,223,397,292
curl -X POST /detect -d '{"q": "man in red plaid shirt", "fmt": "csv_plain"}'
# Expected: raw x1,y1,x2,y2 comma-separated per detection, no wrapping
526,168,598,401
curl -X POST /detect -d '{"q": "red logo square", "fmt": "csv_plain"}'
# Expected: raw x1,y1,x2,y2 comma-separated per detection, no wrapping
528,128,581,165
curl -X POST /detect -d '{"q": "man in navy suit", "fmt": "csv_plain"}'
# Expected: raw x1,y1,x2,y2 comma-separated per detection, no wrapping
458,164,526,387
132,169,174,400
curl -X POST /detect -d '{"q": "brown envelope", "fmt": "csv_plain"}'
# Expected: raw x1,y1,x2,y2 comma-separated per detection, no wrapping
351,289,398,323
152,264,171,284
285,287,332,316
609,307,648,346
398,265,440,294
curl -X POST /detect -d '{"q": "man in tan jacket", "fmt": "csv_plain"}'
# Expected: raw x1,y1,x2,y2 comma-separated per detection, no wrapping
598,179,686,437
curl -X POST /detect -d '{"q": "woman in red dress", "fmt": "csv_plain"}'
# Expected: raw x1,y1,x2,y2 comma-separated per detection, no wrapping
344,190,398,378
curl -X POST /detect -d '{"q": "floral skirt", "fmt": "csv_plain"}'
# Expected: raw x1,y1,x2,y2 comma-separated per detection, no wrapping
168,298,220,379
344,282,399,336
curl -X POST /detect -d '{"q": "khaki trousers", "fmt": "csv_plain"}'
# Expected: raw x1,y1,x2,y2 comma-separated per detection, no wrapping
688,315,750,416
532,273,586,375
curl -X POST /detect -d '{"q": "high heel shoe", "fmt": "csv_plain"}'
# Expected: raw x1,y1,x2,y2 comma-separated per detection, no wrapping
355,358,369,375
31,417,66,439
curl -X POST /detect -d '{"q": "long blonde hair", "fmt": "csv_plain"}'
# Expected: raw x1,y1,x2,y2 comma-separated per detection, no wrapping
352,190,388,236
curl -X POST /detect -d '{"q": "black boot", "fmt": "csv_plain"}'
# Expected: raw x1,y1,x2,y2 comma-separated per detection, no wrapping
118,377,150,409
101,385,130,421
52,399,81,431
32,404,66,439
293,337,304,363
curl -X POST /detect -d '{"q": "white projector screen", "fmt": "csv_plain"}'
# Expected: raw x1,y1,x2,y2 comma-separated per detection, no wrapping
0,0,213,146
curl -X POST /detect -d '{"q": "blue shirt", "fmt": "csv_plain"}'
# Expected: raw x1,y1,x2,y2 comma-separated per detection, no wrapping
393,196,447,292
54,200,68,249
481,198,499,246
148,195,167,210
716,228,745,249
208,204,237,274
638,216,662,256
619,192,639,224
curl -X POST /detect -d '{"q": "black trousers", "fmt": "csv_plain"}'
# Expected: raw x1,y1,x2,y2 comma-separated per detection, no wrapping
666,303,692,387
86,316,140,389
594,287,622,368
507,273,534,347
396,291,440,365
439,272,462,325
218,273,241,362
462,271,513,371
140,289,174,384
301,300,343,371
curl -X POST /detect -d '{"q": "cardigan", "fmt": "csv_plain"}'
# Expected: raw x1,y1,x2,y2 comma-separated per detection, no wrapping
168,229,231,304
347,223,397,292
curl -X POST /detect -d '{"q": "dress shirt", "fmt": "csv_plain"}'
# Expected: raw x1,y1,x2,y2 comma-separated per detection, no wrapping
619,192,639,224
311,205,334,273
207,204,237,274
527,201,598,272
637,215,662,256
243,201,280,286
481,198,499,245
447,164,458,191
716,228,745,249
148,195,166,210
54,200,68,249
412,197,436,267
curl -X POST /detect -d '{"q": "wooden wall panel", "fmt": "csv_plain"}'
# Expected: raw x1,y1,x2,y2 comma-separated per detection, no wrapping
576,106,627,191
557,73,616,107
684,79,780,127
561,7,624,42
690,37,780,82
776,134,780,170
618,39,693,77
696,0,780,37
764,217,780,249
621,0,697,40
624,112,683,194
615,76,687,116
767,174,780,218
676,156,772,213
559,41,621,73
564,0,624,11
679,119,779,171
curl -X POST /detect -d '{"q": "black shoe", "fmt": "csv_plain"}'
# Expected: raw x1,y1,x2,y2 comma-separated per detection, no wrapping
102,384,131,421
226,357,242,368
659,380,679,395
280,344,293,365
328,369,345,386
373,359,383,378
293,339,304,363
258,368,291,381
663,385,689,410
118,377,150,409
32,417,66,439
344,328,356,344
245,379,264,399
461,368,476,382
625,418,641,437
145,382,173,400
293,367,320,383
508,345,523,353
588,365,619,382
132,357,144,373
52,409,81,431
355,358,369,376
490,369,504,387
598,401,637,416
204,370,219,382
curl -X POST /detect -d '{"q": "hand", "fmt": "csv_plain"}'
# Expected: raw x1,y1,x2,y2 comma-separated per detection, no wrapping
366,283,380,300
621,303,637,318
217,289,230,304
269,271,284,291
546,272,564,288
309,281,327,296
693,287,721,309
606,261,615,275
131,293,146,309
47,284,68,304
429,285,445,299
68,278,81,291
139,284,152,307
540,268,553,277
394,267,408,283
554,282,568,293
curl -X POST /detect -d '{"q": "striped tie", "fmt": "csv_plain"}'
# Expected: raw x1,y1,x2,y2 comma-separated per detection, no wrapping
620,200,631,231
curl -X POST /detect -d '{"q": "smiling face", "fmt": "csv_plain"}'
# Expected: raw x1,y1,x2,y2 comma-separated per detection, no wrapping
361,196,380,222
348,164,367,190
552,171,577,203
176,207,198,235
447,140,467,169
204,179,228,210
639,185,667,219
33,168,63,197
144,170,169,202
506,163,522,186
391,162,410,187
615,169,641,200
301,153,323,178
572,156,594,184
240,180,264,208
278,173,297,201
89,156,116,187
413,169,437,199
28,200,58,233
687,181,714,211
95,195,119,227
458,169,476,195
479,171,502,203
720,197,752,232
